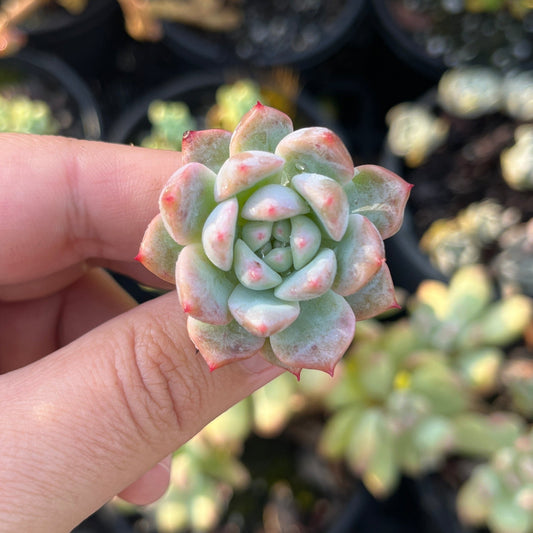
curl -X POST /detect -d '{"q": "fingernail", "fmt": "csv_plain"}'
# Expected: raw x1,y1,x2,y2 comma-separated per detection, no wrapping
157,454,172,473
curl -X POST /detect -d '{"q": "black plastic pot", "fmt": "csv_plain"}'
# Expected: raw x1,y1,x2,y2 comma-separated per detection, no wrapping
161,0,369,69
327,476,469,533
372,0,533,79
20,0,122,75
107,69,345,146
72,504,135,533
0,49,103,140
371,0,446,80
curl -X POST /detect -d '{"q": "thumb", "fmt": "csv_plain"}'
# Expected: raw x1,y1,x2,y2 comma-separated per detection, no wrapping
0,293,283,532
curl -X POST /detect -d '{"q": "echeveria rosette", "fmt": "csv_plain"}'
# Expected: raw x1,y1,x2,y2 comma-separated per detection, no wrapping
137,103,412,376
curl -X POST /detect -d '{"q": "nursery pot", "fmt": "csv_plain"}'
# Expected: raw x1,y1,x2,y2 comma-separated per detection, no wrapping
0,48,103,139
19,0,121,75
107,69,344,145
161,0,369,69
327,476,468,533
372,0,533,79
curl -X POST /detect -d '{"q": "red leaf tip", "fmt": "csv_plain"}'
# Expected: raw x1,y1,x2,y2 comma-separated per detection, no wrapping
291,369,302,381
182,130,197,142
162,193,175,204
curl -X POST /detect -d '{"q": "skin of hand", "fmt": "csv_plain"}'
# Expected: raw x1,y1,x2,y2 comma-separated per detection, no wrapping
0,133,284,532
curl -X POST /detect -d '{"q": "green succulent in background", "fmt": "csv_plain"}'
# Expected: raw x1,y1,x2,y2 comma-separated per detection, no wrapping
409,264,532,392
206,78,263,132
116,433,250,533
501,125,533,192
457,427,533,533
419,199,521,277
318,265,531,499
492,218,533,298
140,73,300,153
386,66,533,169
141,100,197,151
385,102,449,167
502,357,533,419
437,66,504,119
503,70,533,122
0,94,58,134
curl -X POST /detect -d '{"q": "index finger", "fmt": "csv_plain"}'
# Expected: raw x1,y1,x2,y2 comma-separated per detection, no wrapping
0,133,182,285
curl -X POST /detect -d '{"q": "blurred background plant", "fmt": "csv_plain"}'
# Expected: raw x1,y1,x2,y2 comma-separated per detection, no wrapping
457,427,533,533
385,65,533,291
131,71,302,150
318,265,532,499
0,92,57,132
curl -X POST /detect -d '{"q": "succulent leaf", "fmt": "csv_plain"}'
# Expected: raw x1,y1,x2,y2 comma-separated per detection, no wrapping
263,246,293,273
202,197,238,271
275,127,354,185
241,184,309,221
215,151,284,201
260,340,302,377
332,214,385,296
457,295,533,350
137,214,183,284
272,219,291,243
176,243,234,325
229,102,293,155
187,317,265,370
270,290,355,374
345,263,399,320
289,215,322,269
234,239,282,290
181,129,231,173
292,173,349,241
228,285,300,337
241,220,273,251
346,165,412,239
159,162,217,245
274,248,337,301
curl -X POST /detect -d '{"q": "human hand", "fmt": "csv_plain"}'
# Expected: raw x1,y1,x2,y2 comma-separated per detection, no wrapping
0,134,283,532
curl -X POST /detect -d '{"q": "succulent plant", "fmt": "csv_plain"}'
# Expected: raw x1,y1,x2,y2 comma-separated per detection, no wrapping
149,436,249,533
141,100,197,151
492,218,533,297
501,357,533,419
438,66,503,119
318,265,531,498
0,94,58,135
420,199,521,276
206,78,263,132
457,427,533,533
318,317,524,498
385,102,449,167
137,103,410,374
501,125,533,191
503,70,533,122
409,265,532,389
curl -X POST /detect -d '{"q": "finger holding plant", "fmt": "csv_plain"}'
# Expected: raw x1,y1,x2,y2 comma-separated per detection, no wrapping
137,103,411,375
